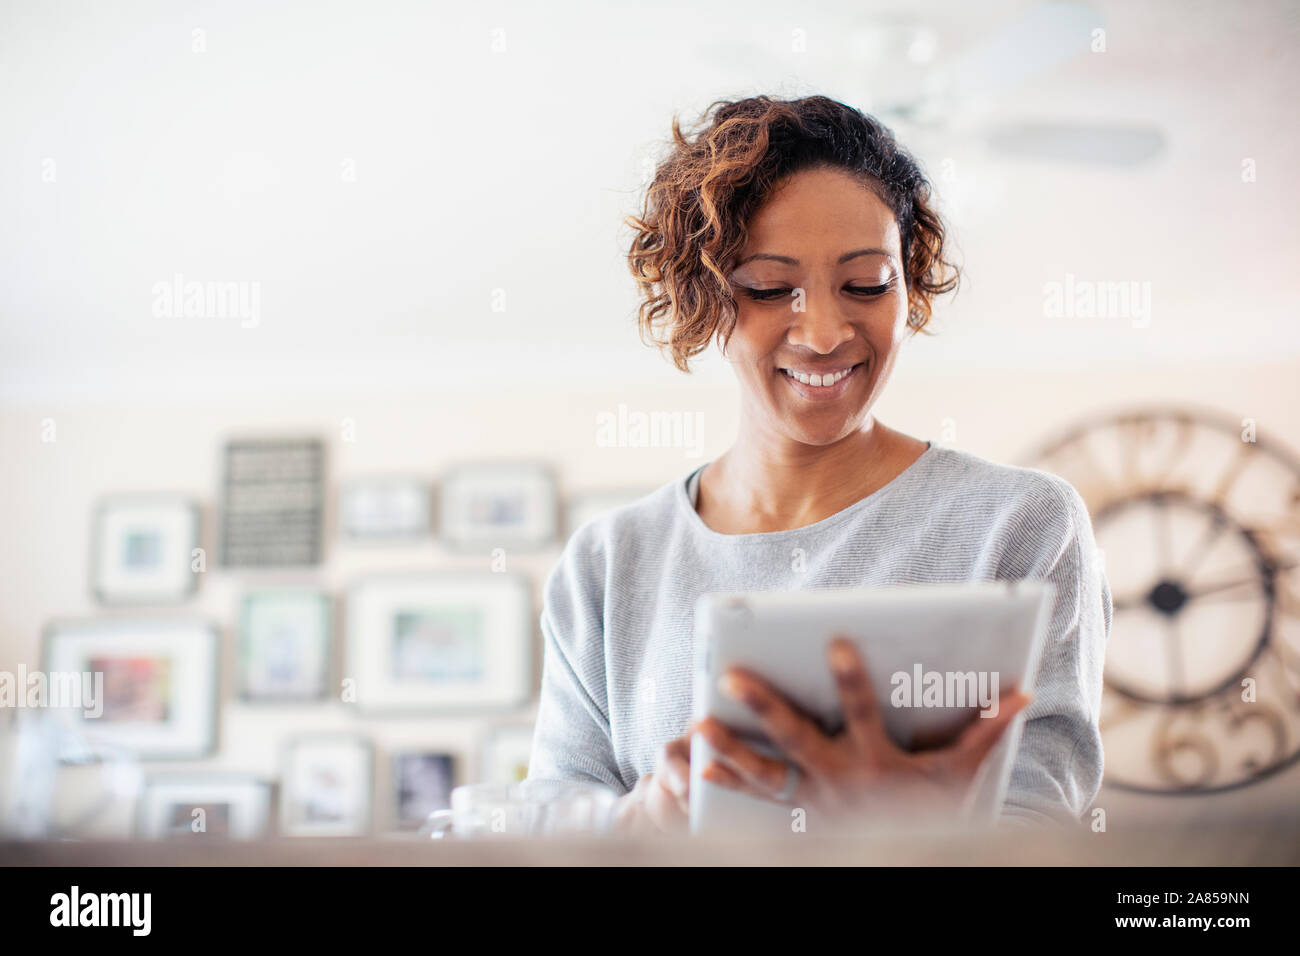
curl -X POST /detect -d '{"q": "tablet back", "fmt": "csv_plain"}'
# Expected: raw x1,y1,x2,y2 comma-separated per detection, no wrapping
689,581,1054,835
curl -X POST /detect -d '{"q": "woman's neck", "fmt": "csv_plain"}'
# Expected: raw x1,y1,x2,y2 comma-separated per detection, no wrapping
696,419,925,534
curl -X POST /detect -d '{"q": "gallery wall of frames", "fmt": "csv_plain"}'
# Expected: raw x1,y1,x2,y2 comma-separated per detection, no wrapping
9,360,1300,839
37,435,655,841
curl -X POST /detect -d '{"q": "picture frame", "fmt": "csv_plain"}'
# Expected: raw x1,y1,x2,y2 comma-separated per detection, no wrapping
220,437,325,568
42,618,219,760
90,494,200,605
136,773,272,841
438,461,557,551
389,751,456,831
480,722,537,785
280,734,374,837
339,477,432,541
238,590,332,701
565,487,654,538
345,573,533,713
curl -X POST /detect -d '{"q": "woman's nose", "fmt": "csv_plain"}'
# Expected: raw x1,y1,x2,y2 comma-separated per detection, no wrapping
784,292,855,354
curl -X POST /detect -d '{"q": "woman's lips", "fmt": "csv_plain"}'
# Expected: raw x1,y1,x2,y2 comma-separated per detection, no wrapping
778,362,864,401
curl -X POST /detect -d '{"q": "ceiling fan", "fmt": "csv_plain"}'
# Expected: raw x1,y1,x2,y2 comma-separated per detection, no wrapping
859,1,1167,167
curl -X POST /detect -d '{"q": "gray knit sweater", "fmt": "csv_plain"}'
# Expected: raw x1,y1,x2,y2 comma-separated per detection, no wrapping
527,442,1111,825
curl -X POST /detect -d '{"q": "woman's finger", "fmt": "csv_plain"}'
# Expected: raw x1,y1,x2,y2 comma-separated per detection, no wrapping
694,716,792,796
721,668,833,771
699,759,748,791
656,736,692,812
827,636,888,756
701,752,809,807
644,771,689,833
948,691,1033,771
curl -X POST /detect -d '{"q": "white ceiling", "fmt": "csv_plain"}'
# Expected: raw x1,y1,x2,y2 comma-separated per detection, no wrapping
1,0,1297,400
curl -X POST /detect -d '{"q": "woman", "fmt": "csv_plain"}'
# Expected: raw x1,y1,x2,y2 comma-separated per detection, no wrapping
527,95,1111,833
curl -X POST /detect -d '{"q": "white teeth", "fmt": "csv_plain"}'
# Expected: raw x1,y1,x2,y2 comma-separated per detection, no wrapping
784,367,853,387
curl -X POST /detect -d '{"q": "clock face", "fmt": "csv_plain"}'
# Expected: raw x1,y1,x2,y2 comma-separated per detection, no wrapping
1027,409,1300,793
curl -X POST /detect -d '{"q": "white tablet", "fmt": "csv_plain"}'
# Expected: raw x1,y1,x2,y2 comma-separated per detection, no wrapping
689,581,1054,835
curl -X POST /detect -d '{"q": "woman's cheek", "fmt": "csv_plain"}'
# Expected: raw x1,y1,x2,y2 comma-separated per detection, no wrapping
882,298,911,350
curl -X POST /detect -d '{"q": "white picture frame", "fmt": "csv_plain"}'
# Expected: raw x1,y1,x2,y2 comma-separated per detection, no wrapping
345,573,533,713
42,618,219,760
438,462,557,551
481,722,537,785
91,495,200,604
339,477,432,541
280,735,374,837
136,774,271,841
238,590,332,701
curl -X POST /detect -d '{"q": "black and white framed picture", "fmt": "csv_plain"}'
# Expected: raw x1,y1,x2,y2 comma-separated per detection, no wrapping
280,735,373,837
345,573,532,712
565,487,654,538
136,774,271,841
438,462,557,551
390,751,456,831
221,437,325,567
481,722,537,785
42,618,219,760
238,590,332,701
91,495,200,604
339,477,432,541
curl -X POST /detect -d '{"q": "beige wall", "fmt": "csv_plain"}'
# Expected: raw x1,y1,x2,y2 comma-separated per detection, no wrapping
3,356,1297,835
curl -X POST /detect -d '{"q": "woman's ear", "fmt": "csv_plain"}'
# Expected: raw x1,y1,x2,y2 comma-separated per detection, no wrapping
905,302,926,337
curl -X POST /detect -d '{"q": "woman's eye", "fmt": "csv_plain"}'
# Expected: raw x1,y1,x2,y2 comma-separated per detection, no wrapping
740,287,793,301
738,282,893,301
846,283,892,297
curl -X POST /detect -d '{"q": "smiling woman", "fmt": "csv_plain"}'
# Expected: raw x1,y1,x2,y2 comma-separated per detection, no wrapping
627,95,958,372
526,94,1111,833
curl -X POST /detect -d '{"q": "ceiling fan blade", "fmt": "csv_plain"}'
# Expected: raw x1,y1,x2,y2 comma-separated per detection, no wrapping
946,1,1102,102
985,122,1166,166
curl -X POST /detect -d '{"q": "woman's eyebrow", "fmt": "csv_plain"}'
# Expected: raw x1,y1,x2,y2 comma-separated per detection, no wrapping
735,248,894,267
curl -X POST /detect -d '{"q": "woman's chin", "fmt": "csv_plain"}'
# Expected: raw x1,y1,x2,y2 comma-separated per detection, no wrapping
775,415,866,448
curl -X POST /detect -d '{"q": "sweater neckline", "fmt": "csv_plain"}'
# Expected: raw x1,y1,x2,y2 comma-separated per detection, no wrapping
678,441,937,544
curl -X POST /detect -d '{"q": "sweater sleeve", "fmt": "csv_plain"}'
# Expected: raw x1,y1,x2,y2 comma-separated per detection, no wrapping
994,474,1111,826
525,532,628,793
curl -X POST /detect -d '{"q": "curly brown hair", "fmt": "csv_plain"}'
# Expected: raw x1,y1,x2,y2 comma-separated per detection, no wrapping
626,95,960,372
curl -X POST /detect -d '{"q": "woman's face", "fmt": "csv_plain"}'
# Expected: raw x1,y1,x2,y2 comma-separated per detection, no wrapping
724,165,911,447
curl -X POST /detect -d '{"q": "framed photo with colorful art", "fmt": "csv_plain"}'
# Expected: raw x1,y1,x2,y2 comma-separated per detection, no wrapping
345,573,533,713
42,618,219,760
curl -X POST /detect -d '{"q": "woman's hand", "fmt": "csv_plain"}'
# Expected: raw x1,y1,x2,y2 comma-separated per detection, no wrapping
612,732,693,835
694,636,1033,822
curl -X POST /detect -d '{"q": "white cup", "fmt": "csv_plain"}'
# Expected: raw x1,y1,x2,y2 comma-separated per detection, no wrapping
421,780,617,840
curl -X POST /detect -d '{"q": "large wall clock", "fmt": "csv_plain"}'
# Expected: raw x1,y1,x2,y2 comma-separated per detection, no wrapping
1025,407,1300,793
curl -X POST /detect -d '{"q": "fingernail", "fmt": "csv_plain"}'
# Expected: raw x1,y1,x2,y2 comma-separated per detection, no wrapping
829,641,855,672
720,672,746,699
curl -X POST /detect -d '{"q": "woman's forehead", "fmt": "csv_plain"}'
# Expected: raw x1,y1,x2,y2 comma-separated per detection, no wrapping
743,169,902,258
